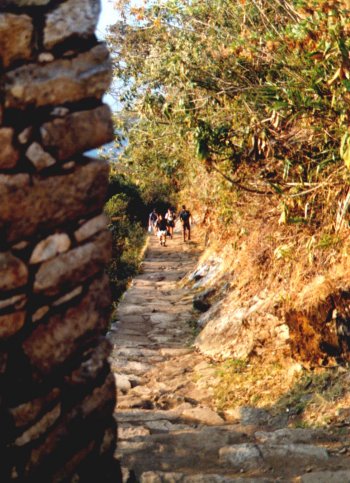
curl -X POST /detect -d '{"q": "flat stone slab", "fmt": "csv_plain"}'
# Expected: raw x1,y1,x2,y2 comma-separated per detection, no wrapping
260,442,329,464
300,470,350,483
117,348,159,359
225,406,271,426
116,410,181,423
255,428,329,445
113,360,151,375
180,407,225,425
145,420,190,433
140,472,272,483
219,444,263,471
118,304,148,316
118,426,151,440
160,348,193,357
150,313,179,324
220,443,328,470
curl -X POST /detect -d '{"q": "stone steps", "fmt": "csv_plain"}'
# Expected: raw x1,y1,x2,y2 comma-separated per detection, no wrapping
109,232,350,482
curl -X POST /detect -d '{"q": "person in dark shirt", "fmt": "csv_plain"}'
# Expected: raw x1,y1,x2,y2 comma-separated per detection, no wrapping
148,208,158,234
156,214,168,246
179,205,192,242
165,207,176,239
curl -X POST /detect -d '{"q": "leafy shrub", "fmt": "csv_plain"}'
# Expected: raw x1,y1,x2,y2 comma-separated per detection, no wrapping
105,184,147,301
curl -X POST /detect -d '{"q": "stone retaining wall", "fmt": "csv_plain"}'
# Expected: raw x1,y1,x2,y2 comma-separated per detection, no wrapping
0,1,120,480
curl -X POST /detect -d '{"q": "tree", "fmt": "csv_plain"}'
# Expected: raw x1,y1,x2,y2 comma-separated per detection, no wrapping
107,0,350,227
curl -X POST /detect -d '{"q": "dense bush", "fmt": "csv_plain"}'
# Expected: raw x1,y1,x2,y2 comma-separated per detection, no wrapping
105,175,147,300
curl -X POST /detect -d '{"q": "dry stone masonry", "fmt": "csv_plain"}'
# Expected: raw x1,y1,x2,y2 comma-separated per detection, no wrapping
0,1,120,480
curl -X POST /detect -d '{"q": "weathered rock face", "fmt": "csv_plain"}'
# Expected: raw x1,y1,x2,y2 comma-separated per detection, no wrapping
0,1,120,481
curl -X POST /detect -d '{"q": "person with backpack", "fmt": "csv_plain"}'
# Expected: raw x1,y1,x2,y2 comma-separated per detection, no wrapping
156,214,168,246
148,208,158,234
179,205,192,242
165,207,176,239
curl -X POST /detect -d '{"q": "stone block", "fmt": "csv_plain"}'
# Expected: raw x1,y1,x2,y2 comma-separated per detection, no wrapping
64,338,111,388
115,374,132,394
300,470,350,483
32,306,49,323
255,428,328,445
99,426,116,456
0,294,26,311
40,104,114,161
15,404,61,446
22,375,114,478
25,142,56,171
74,214,108,243
0,311,26,339
18,127,32,145
38,52,54,63
219,444,263,471
0,158,109,244
44,0,101,50
180,407,224,425
30,233,71,264
53,286,83,307
33,230,111,296
78,372,116,418
4,44,112,110
9,387,60,428
23,275,111,375
0,128,19,169
0,14,33,69
260,443,329,465
0,252,28,292
21,419,71,478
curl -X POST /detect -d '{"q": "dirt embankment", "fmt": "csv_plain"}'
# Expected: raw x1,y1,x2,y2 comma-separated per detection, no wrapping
185,199,350,424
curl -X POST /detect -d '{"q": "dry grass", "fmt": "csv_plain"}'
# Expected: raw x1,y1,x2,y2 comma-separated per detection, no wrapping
184,165,350,427
212,358,301,411
191,182,350,316
208,359,350,427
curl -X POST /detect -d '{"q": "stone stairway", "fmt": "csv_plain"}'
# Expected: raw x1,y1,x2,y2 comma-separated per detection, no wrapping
108,230,350,482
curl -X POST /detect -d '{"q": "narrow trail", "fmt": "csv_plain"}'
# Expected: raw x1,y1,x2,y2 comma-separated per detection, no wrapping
108,228,350,483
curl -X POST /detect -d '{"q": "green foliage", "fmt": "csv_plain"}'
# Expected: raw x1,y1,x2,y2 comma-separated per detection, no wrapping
105,175,147,300
217,358,248,375
316,233,341,250
107,0,350,231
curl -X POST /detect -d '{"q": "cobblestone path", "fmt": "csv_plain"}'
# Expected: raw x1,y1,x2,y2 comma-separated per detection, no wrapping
108,229,350,483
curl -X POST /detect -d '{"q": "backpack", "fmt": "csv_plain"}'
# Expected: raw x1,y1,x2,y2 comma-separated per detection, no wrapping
180,210,190,222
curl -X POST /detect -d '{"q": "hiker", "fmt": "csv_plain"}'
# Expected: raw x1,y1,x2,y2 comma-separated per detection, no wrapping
148,208,158,234
165,207,176,239
179,205,192,242
156,214,168,246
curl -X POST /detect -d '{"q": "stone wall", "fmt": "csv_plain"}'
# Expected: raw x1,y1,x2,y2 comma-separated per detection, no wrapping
0,1,120,480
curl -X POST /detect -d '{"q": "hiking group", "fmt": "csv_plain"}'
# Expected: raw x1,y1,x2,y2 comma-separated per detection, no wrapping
148,206,192,246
